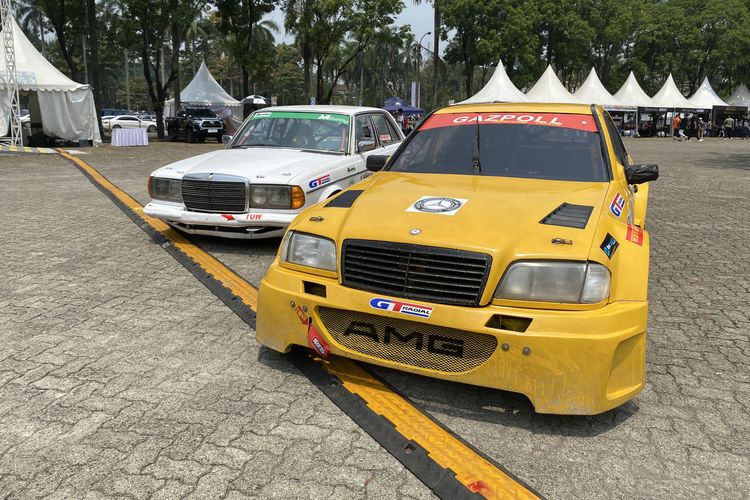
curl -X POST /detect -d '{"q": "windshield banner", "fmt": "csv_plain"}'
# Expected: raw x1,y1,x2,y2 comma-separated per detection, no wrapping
421,113,598,132
251,111,350,125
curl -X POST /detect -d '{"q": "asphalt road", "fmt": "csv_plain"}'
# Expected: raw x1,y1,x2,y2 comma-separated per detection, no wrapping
1,137,748,498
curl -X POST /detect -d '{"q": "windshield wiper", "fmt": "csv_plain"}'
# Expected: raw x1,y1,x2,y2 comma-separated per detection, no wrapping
300,149,344,155
472,117,481,175
234,143,280,148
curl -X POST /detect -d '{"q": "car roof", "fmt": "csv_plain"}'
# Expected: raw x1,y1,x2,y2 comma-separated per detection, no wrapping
437,102,595,115
257,105,389,116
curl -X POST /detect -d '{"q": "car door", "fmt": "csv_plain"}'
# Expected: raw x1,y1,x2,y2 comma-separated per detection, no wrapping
121,116,139,129
369,112,402,157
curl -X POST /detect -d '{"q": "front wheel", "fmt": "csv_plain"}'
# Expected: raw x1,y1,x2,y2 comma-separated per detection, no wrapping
217,134,222,143
197,134,205,143
147,125,156,133
186,128,195,143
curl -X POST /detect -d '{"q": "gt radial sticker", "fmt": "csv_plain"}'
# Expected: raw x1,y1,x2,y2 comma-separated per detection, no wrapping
370,298,433,318
626,224,644,246
610,193,625,218
309,174,331,189
407,196,467,216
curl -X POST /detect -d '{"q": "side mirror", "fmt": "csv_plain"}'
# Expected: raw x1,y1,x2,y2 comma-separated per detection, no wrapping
625,164,659,184
357,139,376,153
366,154,389,172
222,134,233,144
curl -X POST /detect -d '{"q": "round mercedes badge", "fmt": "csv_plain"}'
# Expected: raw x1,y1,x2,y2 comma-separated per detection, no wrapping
414,197,462,213
409,228,422,235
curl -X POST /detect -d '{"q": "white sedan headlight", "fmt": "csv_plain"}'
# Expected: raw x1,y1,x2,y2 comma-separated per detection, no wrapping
280,231,337,272
495,261,610,304
148,176,182,203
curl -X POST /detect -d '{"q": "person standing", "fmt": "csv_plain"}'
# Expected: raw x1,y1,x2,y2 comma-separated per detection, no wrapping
724,115,735,140
698,116,704,142
395,108,405,134
673,114,681,140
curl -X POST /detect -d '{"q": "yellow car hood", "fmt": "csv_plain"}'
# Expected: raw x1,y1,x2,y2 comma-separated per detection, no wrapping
315,172,607,259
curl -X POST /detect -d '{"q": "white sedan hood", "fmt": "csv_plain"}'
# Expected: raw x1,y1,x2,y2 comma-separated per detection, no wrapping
152,147,343,184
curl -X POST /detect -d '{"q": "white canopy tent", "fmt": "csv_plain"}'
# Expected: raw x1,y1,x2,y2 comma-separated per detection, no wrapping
525,66,581,104
613,72,657,109
651,74,695,109
165,61,242,125
460,60,528,103
0,17,101,145
687,77,728,108
573,68,628,110
727,83,750,106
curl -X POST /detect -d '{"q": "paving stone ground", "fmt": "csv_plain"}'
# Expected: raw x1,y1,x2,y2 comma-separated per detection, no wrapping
1,137,748,499
0,152,431,499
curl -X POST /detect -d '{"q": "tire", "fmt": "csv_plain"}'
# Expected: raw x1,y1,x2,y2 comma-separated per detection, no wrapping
186,128,195,143
217,134,222,143
198,134,205,144
147,125,156,133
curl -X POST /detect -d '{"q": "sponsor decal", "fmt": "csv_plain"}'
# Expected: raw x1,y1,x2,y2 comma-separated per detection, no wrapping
344,322,464,358
600,233,619,259
369,297,433,318
420,113,599,132
245,213,263,221
307,322,330,358
626,224,644,246
407,196,467,216
308,174,331,189
250,111,350,126
221,214,235,221
610,193,625,218
308,216,325,222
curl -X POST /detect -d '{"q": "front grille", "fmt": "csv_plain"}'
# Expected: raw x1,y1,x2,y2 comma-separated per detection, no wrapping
318,307,497,373
182,175,247,213
342,240,492,306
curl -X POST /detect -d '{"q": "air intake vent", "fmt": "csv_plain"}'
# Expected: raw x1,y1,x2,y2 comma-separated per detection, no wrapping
540,203,593,229
325,190,363,208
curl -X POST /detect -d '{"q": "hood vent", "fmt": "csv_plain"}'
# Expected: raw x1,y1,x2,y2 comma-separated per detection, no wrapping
540,203,593,229
325,189,363,208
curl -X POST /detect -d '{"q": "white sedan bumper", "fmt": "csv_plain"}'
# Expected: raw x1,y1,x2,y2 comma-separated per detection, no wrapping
144,201,297,239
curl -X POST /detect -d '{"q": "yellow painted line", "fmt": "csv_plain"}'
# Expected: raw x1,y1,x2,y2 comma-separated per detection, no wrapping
0,145,57,154
322,356,539,499
57,149,258,310
59,150,539,499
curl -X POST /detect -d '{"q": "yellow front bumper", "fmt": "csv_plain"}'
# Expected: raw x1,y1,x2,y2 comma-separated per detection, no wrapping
256,262,647,415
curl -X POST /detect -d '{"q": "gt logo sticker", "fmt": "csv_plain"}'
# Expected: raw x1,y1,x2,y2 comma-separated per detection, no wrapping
369,298,433,318
407,196,467,216
600,233,619,259
610,193,625,218
309,174,331,189
626,224,644,246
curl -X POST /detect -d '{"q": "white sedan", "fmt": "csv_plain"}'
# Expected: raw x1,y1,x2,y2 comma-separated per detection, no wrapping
105,115,158,133
144,105,404,239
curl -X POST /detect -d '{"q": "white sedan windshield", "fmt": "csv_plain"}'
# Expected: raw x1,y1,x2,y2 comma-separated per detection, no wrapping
232,111,350,154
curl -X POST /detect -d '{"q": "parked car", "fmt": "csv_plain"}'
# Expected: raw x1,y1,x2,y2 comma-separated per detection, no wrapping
105,115,157,133
255,103,659,415
165,107,224,143
145,106,404,239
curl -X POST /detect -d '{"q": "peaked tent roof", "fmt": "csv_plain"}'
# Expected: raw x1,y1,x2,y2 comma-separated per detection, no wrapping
688,77,729,108
460,60,528,103
573,68,626,108
525,66,581,104
0,17,87,91
613,72,656,108
180,61,240,106
727,83,750,106
651,74,694,109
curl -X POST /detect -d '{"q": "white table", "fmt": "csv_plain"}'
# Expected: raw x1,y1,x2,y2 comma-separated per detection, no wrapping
111,128,149,147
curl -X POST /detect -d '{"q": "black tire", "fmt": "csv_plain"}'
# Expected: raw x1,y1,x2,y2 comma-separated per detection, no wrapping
186,128,196,143
217,134,222,143
169,132,177,142
147,125,156,133
198,134,205,143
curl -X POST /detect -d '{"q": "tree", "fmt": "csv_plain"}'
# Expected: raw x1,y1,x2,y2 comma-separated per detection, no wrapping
215,0,276,97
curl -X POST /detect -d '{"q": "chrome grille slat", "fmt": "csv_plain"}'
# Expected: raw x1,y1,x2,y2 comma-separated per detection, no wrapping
342,240,492,306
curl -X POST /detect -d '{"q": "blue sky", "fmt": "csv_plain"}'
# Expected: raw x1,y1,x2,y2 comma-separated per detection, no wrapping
267,2,438,53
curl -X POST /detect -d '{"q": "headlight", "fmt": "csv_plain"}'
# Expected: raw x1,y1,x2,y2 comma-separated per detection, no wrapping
148,176,182,203
495,261,610,304
280,231,337,272
250,185,305,209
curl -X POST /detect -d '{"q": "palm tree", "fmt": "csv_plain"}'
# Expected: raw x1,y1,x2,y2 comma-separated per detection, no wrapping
13,0,46,56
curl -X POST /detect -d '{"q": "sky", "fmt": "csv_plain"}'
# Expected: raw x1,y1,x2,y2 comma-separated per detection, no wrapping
267,2,439,53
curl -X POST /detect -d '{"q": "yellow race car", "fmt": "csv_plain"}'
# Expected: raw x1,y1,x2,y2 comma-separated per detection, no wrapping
256,103,658,415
